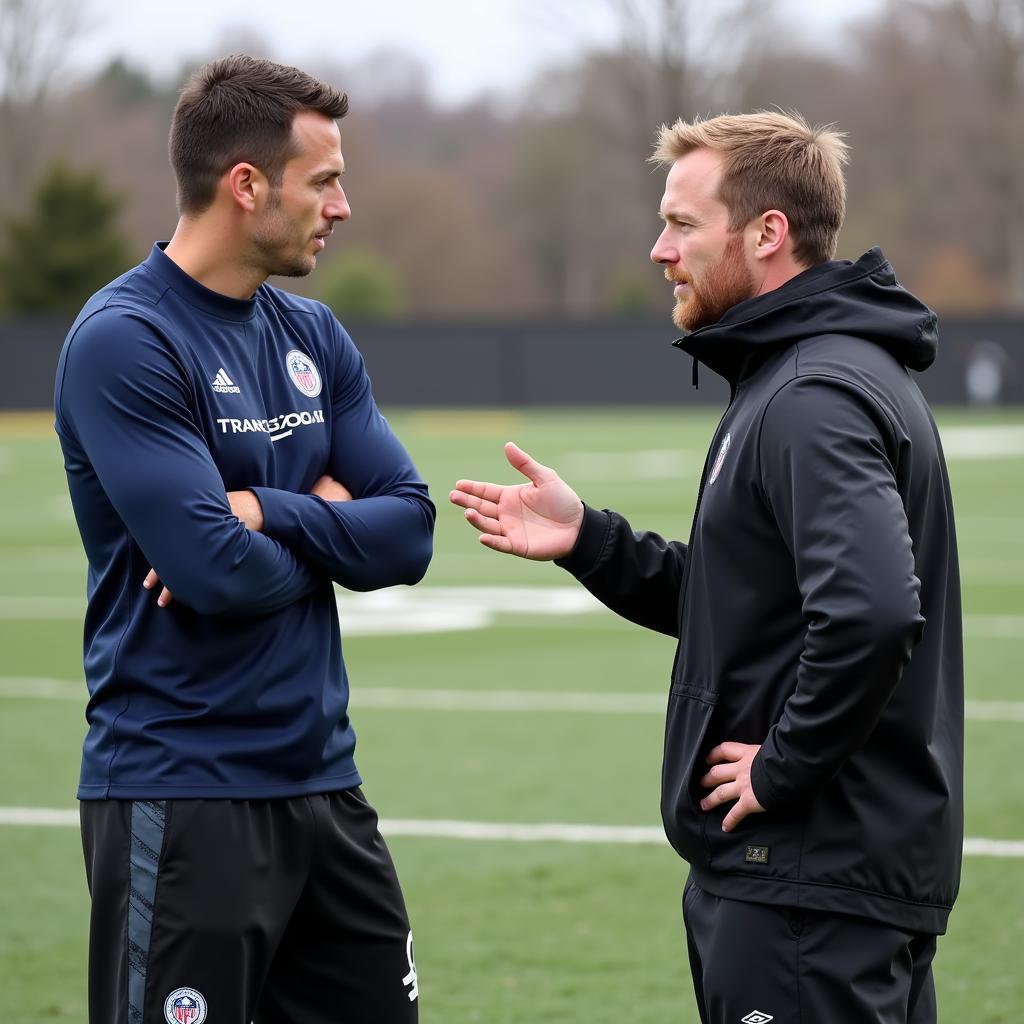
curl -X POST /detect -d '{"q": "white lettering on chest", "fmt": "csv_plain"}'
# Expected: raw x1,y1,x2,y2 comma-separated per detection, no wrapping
217,409,323,440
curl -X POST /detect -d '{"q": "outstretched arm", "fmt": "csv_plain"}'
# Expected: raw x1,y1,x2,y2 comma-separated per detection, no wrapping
451,442,688,637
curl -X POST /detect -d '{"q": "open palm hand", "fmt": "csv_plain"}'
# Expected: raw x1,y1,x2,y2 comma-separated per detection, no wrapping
449,442,583,561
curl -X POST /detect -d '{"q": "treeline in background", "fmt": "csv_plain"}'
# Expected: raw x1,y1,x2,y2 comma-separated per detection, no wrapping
1,0,1022,321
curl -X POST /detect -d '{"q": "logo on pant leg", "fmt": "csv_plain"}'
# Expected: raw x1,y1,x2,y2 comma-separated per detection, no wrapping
164,987,207,1024
740,1013,774,1023
402,929,419,1002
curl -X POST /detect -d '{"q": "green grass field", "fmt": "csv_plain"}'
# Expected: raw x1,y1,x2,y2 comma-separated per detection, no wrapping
1,406,1022,1022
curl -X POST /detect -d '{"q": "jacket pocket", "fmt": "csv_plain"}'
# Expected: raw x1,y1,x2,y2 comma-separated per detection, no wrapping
661,684,717,866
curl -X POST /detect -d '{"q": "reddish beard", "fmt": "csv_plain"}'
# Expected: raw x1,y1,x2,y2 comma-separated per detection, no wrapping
672,233,755,332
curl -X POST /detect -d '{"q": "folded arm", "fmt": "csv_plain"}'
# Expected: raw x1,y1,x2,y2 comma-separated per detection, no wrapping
251,322,434,591
57,312,319,616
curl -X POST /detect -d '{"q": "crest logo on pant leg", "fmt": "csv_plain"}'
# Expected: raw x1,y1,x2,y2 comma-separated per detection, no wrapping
164,987,207,1024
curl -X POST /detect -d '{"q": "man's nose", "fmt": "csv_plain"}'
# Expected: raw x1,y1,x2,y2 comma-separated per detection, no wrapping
326,185,351,222
650,229,677,265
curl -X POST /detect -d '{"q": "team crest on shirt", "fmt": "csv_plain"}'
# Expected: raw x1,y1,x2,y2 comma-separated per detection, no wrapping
163,987,207,1024
285,349,322,398
709,432,731,484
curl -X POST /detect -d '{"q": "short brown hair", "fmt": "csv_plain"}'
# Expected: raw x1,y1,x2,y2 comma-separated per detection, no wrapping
170,55,348,215
651,111,848,266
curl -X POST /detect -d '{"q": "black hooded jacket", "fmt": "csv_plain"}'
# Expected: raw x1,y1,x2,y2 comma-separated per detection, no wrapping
557,248,964,934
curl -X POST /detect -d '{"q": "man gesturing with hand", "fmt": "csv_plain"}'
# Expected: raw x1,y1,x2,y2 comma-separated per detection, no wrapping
452,111,962,1024
452,442,583,559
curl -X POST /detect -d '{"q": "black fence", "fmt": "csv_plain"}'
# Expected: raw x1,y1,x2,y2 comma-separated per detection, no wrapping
5,315,1023,410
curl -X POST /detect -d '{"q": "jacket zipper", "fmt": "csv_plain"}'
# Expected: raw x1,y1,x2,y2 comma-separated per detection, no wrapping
673,386,737,630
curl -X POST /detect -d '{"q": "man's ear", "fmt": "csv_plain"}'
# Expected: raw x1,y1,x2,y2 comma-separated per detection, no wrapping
226,162,265,213
751,209,789,262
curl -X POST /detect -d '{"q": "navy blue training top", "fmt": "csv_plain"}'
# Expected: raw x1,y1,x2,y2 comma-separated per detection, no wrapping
54,243,435,799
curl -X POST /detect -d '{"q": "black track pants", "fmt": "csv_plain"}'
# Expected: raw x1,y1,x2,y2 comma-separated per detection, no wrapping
81,789,418,1024
683,879,937,1024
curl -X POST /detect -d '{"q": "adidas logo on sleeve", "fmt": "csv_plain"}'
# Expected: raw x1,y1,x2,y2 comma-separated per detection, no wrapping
211,368,241,394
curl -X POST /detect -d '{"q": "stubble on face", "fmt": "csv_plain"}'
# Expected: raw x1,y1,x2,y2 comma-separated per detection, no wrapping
670,232,755,332
250,187,318,279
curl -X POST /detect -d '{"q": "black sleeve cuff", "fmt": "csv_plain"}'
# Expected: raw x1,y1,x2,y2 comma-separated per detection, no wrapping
750,749,783,812
554,505,611,579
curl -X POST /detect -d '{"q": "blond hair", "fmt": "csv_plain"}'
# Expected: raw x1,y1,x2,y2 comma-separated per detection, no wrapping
651,111,848,266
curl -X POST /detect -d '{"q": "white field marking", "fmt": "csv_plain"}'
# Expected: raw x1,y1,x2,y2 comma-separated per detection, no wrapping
1,806,1021,857
4,547,1020,584
561,428,1024,481
0,548,1015,581
4,678,1024,724
963,615,1024,638
335,585,603,636
1,807,79,826
0,587,1019,638
0,677,84,699
5,549,1021,585
562,449,701,480
963,700,1024,722
960,560,1024,584
962,838,1024,857
938,425,1024,459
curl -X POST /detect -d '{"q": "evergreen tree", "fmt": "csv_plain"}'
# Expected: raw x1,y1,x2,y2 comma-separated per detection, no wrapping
0,161,131,314
316,248,406,320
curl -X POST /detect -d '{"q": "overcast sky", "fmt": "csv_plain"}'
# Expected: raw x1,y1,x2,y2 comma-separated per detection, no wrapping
67,0,881,104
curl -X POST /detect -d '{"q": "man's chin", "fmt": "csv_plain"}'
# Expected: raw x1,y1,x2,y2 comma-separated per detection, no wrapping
272,257,316,279
672,299,696,332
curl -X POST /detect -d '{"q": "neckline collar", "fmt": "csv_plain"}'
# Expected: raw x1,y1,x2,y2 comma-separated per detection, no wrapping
144,243,259,323
670,248,890,384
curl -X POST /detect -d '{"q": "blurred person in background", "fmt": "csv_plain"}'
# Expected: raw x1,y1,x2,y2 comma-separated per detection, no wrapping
451,111,962,1024
55,55,433,1024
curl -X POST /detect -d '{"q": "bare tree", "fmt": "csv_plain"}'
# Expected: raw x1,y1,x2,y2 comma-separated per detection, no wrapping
0,0,95,203
951,0,1024,307
509,0,778,314
839,0,1024,310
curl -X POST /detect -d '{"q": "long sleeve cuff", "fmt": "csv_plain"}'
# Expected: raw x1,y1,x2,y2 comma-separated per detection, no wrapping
554,505,611,578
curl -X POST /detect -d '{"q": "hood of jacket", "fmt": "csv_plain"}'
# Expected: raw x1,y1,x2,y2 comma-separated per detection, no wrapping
674,247,938,385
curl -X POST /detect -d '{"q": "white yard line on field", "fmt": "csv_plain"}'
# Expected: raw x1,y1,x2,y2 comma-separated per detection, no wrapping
963,615,1024,637
0,805,1021,857
938,426,1024,458
0,588,1021,638
3,678,1024,722
960,560,1024,584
